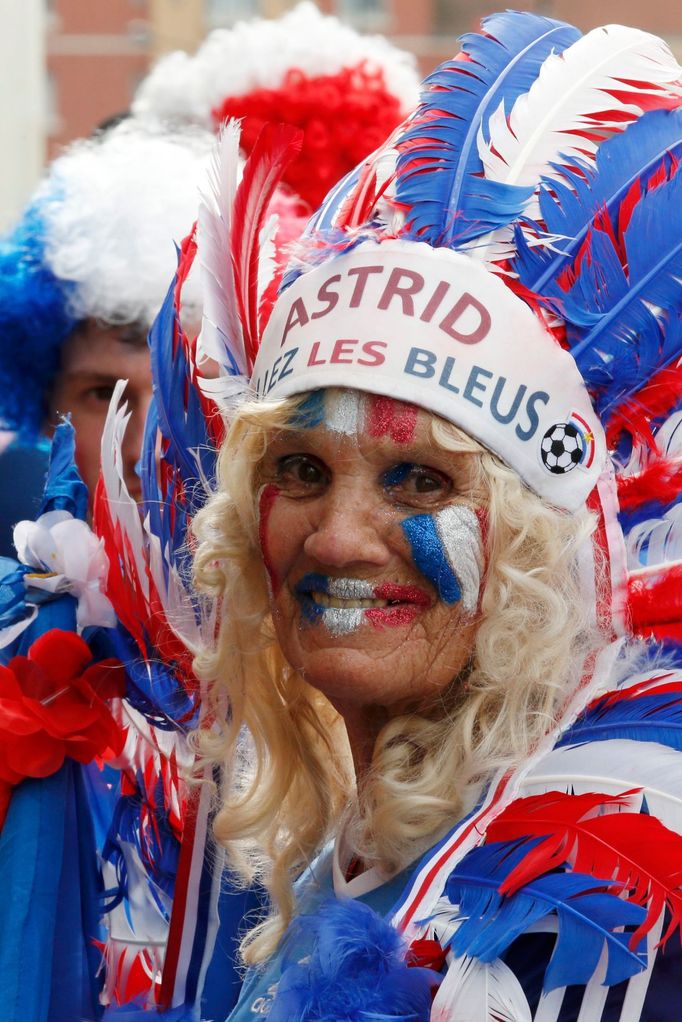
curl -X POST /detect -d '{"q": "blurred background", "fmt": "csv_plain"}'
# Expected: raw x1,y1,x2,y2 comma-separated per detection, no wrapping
1,0,680,229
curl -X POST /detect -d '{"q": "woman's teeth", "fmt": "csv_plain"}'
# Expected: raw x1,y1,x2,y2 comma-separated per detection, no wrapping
313,592,389,609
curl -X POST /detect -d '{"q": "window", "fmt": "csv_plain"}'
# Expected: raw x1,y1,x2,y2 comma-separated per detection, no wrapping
205,0,259,26
336,0,387,30
46,70,61,136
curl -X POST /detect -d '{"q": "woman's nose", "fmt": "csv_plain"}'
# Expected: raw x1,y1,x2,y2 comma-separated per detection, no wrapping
303,484,392,569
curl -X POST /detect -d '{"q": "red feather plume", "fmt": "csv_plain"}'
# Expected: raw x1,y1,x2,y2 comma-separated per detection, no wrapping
606,360,682,449
487,789,682,948
618,458,682,511
628,564,682,640
231,122,303,369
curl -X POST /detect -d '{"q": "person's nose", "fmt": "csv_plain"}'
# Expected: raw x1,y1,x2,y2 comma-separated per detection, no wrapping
303,479,392,569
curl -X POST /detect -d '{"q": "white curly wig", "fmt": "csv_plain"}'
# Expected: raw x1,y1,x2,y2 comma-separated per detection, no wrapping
39,120,213,330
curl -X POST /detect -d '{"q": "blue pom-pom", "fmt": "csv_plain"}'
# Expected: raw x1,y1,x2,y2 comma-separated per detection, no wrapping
269,899,437,1021
0,199,77,436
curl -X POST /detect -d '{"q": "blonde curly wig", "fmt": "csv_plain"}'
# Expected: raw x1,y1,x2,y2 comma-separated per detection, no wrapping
191,388,603,964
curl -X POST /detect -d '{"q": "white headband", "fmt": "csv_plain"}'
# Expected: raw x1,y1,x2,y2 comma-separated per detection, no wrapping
252,241,606,512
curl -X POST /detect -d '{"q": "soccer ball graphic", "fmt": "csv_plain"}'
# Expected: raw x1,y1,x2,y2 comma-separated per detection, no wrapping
540,422,584,474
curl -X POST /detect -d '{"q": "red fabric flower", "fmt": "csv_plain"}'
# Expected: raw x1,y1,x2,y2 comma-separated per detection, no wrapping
0,629,126,787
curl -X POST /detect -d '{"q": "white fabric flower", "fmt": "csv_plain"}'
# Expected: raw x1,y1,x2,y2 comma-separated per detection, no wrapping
13,510,116,632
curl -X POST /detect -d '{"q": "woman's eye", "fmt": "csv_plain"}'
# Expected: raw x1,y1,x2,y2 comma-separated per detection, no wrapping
382,463,452,502
276,454,329,494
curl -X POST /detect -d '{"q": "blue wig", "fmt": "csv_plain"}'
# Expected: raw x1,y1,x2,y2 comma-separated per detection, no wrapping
0,199,77,437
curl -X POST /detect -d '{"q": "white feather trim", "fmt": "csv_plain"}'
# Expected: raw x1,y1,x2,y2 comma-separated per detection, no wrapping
41,121,212,330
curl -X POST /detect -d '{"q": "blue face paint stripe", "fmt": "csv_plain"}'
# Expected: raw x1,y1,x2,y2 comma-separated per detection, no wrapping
381,462,415,487
290,390,326,429
402,514,462,605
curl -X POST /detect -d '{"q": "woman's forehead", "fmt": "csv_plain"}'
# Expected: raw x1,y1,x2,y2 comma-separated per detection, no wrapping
289,389,426,445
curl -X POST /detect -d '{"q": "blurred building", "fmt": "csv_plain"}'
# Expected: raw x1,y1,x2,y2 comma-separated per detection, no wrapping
39,0,682,161
0,0,45,228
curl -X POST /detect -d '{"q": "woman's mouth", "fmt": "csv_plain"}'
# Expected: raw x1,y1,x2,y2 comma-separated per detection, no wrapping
294,575,430,634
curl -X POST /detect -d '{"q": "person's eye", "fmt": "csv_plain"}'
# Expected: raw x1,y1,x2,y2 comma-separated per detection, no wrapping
382,462,453,504
85,385,116,404
276,454,329,496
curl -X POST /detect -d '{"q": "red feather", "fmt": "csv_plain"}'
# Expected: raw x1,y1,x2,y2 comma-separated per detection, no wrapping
628,564,682,631
92,478,198,710
487,789,682,948
231,122,303,369
606,360,682,449
618,457,682,511
173,226,225,449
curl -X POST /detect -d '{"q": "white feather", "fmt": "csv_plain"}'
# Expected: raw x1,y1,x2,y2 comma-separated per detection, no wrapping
480,25,680,197
257,211,279,311
654,409,682,459
521,738,682,835
473,26,681,262
99,380,150,601
625,502,682,568
431,952,532,1022
196,122,247,375
425,900,532,1022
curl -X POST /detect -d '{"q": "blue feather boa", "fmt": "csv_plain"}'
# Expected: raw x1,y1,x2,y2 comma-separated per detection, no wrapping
268,899,438,1022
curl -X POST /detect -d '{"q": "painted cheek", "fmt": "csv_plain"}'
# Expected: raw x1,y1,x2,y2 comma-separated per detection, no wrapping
257,484,281,595
401,506,483,612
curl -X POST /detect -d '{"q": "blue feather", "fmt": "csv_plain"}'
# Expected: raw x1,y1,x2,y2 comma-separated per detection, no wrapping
516,108,682,295
572,165,682,414
39,418,88,520
146,275,216,502
105,624,199,730
618,493,682,533
558,689,682,751
513,110,682,415
446,839,646,990
269,899,437,1022
394,12,581,246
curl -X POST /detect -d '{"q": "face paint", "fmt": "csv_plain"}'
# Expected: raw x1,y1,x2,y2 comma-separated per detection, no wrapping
294,573,431,635
323,390,364,435
258,484,281,594
290,390,326,429
367,394,418,445
401,505,483,612
289,390,418,444
381,462,417,487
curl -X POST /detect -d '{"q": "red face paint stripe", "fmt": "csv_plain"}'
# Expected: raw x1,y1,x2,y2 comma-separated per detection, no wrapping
366,395,419,444
258,484,281,594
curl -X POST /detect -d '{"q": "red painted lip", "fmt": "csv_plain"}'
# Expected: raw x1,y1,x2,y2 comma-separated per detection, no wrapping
366,604,422,629
373,583,431,606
